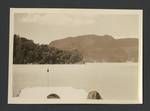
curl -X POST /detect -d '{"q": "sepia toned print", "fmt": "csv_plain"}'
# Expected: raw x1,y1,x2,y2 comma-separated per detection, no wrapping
8,8,143,104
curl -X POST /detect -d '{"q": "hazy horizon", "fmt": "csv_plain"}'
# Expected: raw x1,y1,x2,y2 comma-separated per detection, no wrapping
14,33,139,45
14,10,140,44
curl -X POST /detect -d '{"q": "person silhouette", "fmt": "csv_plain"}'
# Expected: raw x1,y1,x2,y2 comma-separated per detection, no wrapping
47,68,49,72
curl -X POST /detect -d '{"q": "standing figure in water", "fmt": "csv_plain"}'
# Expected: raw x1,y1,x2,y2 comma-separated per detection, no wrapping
47,68,49,72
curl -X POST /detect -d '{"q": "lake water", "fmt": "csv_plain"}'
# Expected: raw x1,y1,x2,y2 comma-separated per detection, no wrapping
12,63,139,101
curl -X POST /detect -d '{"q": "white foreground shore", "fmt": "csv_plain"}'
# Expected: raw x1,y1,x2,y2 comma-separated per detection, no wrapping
18,86,88,100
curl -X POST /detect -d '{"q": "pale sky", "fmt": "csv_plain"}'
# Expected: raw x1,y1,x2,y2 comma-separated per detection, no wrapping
14,10,140,44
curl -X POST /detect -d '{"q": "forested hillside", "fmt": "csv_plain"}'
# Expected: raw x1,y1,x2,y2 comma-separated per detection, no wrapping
13,34,83,64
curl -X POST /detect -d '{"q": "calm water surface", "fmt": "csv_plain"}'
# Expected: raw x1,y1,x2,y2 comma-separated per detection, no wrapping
13,63,138,101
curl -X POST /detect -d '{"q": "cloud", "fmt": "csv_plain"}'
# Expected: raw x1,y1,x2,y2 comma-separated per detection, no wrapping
20,13,96,26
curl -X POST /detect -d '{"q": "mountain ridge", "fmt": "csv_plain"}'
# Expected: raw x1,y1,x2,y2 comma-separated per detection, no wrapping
49,34,138,62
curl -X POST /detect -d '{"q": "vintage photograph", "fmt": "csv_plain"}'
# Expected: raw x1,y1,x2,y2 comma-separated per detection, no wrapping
8,8,143,104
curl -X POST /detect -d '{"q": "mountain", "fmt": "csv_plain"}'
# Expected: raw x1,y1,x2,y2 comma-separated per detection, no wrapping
49,34,138,62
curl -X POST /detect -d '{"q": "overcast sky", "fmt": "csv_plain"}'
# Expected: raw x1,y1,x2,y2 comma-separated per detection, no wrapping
14,10,140,44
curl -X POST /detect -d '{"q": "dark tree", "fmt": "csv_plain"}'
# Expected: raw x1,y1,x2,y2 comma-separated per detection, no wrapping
13,34,83,64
